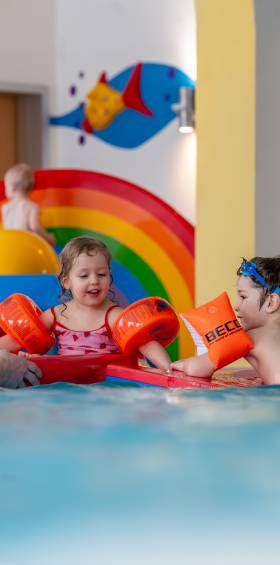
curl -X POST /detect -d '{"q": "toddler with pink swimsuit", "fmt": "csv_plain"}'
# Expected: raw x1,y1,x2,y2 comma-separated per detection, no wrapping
0,236,171,370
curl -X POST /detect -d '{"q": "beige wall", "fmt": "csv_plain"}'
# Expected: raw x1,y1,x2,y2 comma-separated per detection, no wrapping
195,0,255,305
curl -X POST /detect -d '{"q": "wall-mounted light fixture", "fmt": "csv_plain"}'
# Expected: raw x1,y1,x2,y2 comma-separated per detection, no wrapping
172,86,195,133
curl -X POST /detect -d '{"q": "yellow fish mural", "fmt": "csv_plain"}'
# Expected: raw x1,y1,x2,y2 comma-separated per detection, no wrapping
82,62,153,133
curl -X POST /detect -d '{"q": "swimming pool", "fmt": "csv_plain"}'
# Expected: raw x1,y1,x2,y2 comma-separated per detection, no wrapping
1,381,280,564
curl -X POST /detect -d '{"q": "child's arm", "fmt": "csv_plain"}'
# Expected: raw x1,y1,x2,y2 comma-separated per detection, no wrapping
0,333,22,353
107,306,171,370
170,353,215,378
107,306,123,326
19,308,55,358
138,341,171,371
0,308,55,356
29,205,56,245
40,308,55,329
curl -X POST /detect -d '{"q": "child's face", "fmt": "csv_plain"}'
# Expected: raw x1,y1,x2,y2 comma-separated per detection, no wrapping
63,252,111,307
235,276,267,331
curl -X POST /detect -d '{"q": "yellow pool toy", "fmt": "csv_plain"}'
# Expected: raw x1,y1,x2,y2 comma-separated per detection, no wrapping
0,230,59,275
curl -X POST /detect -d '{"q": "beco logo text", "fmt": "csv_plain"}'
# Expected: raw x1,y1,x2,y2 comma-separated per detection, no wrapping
204,319,241,344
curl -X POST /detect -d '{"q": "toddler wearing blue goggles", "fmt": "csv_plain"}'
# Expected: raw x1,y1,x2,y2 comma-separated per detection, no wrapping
171,256,280,385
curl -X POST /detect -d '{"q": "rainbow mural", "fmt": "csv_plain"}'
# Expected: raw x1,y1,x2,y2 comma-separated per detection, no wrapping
0,170,194,359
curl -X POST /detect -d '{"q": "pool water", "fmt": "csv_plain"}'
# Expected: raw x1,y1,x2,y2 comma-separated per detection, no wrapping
1,381,280,564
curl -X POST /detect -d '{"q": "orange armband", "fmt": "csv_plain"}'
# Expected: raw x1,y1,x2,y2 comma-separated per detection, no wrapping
0,293,55,354
112,297,180,354
181,292,253,369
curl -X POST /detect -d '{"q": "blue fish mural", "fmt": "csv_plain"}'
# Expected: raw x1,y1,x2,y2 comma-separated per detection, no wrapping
49,62,195,149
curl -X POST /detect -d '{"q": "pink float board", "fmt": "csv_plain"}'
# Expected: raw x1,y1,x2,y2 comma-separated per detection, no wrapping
105,364,262,388
34,353,261,388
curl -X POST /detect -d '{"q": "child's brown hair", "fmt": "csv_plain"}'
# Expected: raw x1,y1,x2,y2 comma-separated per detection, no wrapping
237,256,280,307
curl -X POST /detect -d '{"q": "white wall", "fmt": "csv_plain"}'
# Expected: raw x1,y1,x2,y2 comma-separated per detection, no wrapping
0,0,55,86
0,0,56,165
0,0,196,225
51,0,197,224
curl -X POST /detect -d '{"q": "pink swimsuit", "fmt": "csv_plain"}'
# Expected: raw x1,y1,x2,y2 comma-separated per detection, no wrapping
50,305,120,356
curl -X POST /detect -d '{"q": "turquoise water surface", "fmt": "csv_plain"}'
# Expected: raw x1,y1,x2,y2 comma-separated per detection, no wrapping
1,382,280,564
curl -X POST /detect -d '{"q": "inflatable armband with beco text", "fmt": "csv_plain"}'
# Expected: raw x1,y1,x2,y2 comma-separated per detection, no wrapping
181,292,253,369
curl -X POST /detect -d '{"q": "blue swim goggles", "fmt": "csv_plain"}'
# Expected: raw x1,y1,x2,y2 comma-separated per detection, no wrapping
240,260,280,295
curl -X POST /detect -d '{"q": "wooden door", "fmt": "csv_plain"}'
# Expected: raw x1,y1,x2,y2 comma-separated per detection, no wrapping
0,94,17,180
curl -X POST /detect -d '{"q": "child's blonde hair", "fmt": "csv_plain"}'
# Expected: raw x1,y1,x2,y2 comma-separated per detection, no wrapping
4,163,34,195
58,236,112,300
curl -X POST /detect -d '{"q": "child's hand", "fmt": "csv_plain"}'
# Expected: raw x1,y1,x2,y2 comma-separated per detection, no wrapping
18,351,40,359
170,353,215,378
48,233,56,246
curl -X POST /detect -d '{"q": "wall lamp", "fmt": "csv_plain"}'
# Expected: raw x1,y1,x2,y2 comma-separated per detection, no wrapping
172,86,195,133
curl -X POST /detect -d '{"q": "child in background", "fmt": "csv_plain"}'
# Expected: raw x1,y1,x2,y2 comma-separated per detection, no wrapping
2,163,55,245
0,236,171,369
171,256,280,385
